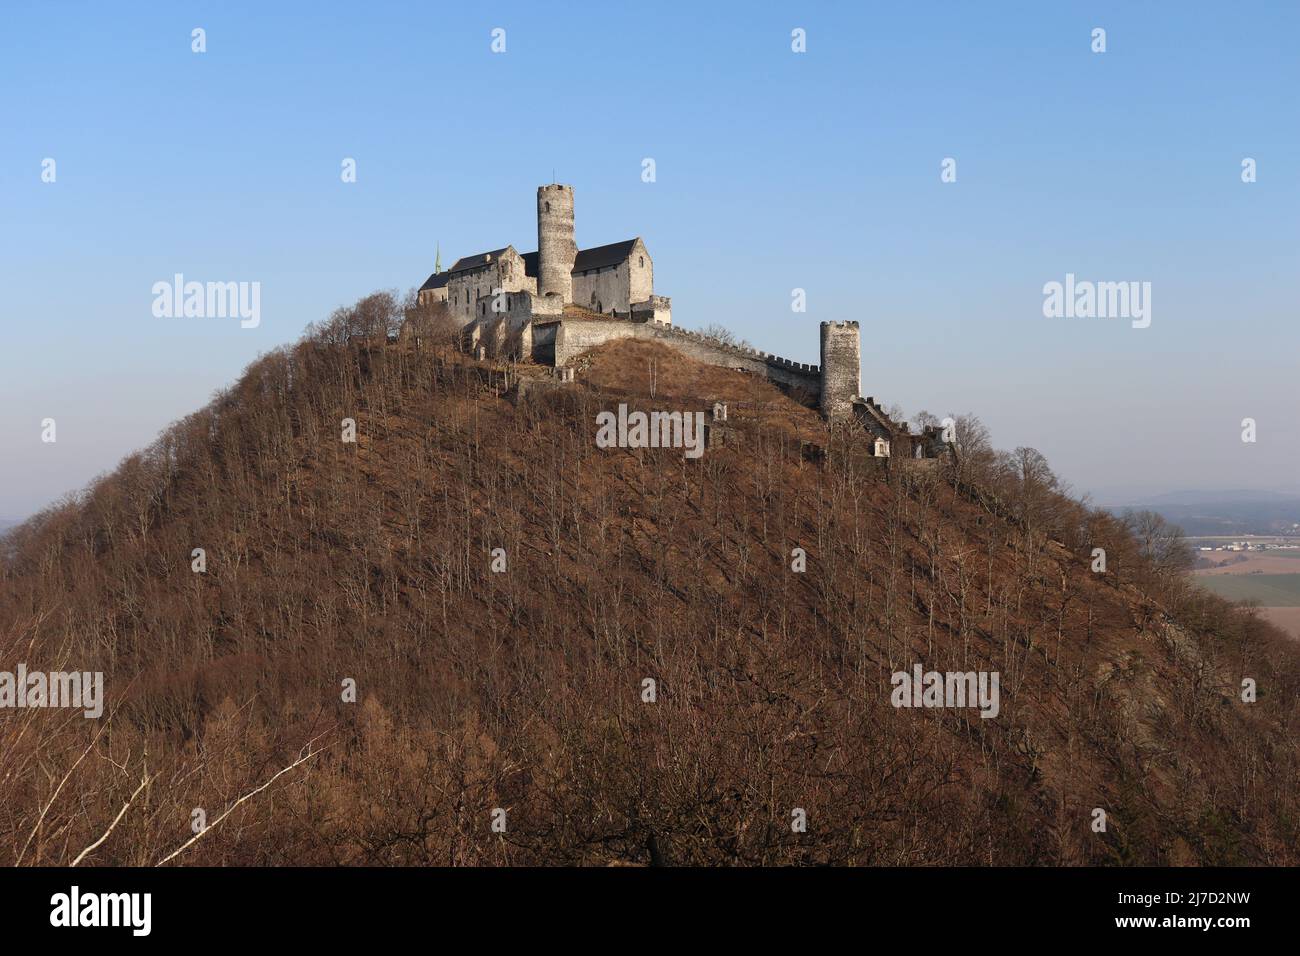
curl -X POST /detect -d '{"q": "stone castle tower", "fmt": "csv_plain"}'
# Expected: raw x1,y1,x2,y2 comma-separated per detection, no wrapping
537,184,576,302
820,321,861,422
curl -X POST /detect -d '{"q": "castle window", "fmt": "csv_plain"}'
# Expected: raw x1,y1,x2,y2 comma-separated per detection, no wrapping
639,256,644,267
545,201,550,212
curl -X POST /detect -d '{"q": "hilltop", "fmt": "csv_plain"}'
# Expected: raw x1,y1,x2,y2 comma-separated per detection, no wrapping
1,297,1297,866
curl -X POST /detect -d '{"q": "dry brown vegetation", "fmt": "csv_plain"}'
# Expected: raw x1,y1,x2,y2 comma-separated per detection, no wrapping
1,293,1297,866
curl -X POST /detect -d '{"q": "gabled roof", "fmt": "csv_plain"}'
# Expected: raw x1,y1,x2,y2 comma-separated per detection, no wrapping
418,271,452,292
520,238,640,277
575,239,640,273
447,247,514,275
436,238,643,286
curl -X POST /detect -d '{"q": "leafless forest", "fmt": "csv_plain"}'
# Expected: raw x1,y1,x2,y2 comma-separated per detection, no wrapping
2,292,1296,866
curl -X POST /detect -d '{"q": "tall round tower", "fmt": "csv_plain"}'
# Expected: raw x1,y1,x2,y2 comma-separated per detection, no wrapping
537,184,576,303
820,321,861,422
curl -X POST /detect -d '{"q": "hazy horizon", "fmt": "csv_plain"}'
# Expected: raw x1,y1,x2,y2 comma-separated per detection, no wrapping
2,1,1296,519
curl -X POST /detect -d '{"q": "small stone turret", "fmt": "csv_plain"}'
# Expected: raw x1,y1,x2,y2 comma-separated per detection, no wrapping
537,184,576,302
820,320,860,422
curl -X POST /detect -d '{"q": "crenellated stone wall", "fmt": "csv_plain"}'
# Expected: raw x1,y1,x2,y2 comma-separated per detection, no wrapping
550,319,822,398
630,295,672,326
417,186,920,429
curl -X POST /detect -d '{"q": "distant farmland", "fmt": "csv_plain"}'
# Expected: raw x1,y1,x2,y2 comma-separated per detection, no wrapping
1191,553,1300,638
1195,573,1300,606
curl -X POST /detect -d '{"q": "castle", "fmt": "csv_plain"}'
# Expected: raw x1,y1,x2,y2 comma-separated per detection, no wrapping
413,185,946,460
417,184,670,329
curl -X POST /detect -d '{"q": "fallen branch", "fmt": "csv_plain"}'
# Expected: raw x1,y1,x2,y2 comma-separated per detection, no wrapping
71,772,155,866
16,716,111,866
154,739,327,867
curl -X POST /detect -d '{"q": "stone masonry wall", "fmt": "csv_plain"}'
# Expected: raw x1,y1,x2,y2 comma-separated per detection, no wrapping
537,184,576,303
819,320,861,422
571,238,651,316
445,247,533,327
627,238,652,304
552,320,821,398
571,261,631,315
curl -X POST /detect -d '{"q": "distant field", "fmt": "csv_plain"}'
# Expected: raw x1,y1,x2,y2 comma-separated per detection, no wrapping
1191,552,1300,638
1196,552,1300,575
1195,573,1300,606
1260,608,1300,640
1187,536,1300,550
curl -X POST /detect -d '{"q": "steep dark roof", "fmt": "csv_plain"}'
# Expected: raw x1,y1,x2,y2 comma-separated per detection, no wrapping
418,271,452,292
521,239,640,278
438,239,642,286
447,248,512,275
575,239,640,273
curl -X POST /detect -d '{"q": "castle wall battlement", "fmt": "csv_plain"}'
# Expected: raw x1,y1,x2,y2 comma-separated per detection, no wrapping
550,319,822,398
652,324,821,375
421,186,895,426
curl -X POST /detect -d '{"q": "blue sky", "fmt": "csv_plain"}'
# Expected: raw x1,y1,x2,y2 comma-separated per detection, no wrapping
2,1,1297,518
